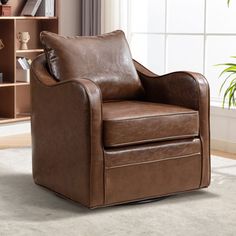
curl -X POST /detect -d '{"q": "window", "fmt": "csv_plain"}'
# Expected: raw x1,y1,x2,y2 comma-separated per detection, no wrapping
103,0,236,106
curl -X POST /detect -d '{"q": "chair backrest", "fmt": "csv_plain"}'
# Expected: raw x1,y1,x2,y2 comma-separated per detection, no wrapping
40,30,144,101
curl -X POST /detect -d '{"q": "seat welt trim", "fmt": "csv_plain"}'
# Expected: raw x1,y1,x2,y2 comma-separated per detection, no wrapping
105,152,201,169
104,111,198,122
106,134,199,148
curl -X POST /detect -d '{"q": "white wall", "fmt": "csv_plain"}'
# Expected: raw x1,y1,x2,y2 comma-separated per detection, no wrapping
59,0,81,36
211,106,236,153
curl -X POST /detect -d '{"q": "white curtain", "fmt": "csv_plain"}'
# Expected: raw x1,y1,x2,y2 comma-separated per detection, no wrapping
101,0,130,40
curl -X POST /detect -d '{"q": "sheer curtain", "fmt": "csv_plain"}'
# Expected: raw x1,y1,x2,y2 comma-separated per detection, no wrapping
101,0,129,39
81,0,101,36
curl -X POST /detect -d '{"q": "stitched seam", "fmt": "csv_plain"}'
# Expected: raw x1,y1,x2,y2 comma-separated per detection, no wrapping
105,134,199,148
177,72,206,188
105,153,201,169
104,112,198,122
81,85,93,207
82,81,103,207
105,138,200,152
184,73,203,188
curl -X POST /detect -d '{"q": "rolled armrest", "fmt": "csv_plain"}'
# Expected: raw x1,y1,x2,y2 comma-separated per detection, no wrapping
134,60,211,188
31,54,104,208
133,60,209,110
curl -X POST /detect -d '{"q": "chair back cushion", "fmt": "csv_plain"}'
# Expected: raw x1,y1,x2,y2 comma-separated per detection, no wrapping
40,30,144,100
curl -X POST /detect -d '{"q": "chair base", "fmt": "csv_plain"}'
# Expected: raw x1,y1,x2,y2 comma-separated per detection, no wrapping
122,196,170,206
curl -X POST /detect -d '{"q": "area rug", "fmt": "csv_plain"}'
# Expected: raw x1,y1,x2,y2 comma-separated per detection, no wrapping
0,148,235,236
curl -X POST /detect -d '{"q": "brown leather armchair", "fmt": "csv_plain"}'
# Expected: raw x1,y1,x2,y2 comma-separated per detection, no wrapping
31,30,210,209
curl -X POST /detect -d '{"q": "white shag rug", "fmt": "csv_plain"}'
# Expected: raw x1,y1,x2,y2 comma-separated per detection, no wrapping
0,148,236,236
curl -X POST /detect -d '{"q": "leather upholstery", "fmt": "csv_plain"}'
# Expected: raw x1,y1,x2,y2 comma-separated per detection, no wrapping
104,138,201,204
31,54,104,207
40,30,144,101
31,31,210,208
103,100,199,147
133,60,211,188
105,138,201,168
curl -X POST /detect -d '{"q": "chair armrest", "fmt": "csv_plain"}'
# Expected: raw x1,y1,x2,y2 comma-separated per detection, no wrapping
134,60,211,188
133,60,209,110
30,55,104,208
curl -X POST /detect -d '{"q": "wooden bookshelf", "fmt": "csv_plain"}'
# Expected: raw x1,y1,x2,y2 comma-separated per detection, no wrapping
0,0,59,123
16,49,44,53
0,82,29,87
0,16,58,20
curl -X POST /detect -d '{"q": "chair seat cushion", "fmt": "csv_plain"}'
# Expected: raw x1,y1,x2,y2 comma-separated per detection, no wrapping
103,101,199,148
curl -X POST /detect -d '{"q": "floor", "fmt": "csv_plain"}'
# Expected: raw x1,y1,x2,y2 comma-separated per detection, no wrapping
0,142,236,235
0,133,31,149
0,133,235,160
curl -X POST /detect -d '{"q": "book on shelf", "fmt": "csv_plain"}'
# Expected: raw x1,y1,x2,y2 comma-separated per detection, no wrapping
16,57,31,82
21,0,43,16
36,0,55,17
16,69,30,83
16,57,31,70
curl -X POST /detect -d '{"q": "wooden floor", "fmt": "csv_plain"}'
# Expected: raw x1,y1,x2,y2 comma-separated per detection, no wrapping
211,150,236,160
0,133,31,149
0,133,236,160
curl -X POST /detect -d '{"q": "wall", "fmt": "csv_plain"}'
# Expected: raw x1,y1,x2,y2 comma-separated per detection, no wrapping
59,0,81,36
211,106,236,153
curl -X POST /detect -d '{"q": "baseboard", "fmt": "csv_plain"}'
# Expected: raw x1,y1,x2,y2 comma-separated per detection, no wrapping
0,121,30,137
211,139,236,154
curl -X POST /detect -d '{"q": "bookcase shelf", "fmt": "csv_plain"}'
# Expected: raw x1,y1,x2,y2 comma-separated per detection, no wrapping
0,83,15,87
0,0,59,123
16,49,44,53
0,116,30,124
0,16,58,20
0,82,30,87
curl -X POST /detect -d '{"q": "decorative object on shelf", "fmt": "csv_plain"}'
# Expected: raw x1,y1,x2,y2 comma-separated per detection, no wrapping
17,32,30,50
21,0,42,16
0,39,4,50
0,1,11,16
0,73,3,83
0,0,9,4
